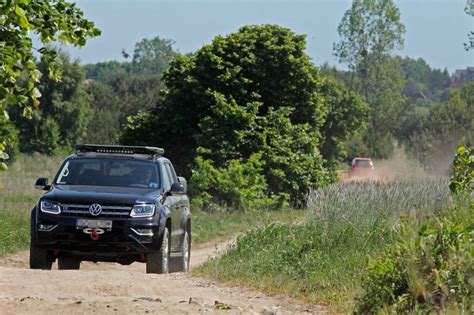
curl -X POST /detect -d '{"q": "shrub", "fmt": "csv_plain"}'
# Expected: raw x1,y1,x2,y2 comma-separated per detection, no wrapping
355,200,473,314
189,151,288,210
449,145,473,195
355,146,473,314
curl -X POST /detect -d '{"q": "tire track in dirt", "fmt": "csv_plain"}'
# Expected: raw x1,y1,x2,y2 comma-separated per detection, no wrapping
0,240,325,314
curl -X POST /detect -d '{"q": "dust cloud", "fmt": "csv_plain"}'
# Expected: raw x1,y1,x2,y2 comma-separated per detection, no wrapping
341,148,451,183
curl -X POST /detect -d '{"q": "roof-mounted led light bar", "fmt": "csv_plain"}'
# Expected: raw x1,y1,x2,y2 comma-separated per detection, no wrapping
75,144,164,157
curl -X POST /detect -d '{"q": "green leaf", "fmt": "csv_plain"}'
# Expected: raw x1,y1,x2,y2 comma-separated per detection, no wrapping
14,6,30,29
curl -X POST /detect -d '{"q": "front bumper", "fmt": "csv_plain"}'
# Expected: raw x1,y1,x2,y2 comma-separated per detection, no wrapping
33,212,163,259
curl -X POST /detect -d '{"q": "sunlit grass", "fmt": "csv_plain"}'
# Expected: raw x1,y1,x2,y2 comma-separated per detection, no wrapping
197,179,452,312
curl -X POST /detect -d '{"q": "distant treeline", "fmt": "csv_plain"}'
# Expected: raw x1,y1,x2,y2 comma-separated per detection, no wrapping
3,24,472,207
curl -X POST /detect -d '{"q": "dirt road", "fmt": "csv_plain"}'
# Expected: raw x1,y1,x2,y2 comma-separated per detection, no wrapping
0,240,324,314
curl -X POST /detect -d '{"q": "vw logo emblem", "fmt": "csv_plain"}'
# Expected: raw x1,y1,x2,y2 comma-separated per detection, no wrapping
89,203,102,216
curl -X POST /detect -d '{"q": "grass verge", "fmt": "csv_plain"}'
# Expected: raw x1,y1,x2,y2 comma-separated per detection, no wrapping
195,179,452,312
0,210,30,257
192,208,304,244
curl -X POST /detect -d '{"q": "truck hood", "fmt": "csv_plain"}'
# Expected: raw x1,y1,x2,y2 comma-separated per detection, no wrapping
41,185,161,205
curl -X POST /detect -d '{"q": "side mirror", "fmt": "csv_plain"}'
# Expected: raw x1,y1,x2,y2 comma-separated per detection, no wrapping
35,177,50,190
178,176,187,190
169,182,186,195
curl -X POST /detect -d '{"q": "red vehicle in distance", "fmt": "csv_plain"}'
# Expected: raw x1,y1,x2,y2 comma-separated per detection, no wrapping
349,157,375,178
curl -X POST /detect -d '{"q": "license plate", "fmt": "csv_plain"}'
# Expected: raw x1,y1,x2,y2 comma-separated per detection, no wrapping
76,219,112,229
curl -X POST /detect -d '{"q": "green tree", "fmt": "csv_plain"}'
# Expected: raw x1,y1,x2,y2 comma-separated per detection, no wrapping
334,0,407,158
130,36,178,75
319,78,369,167
10,51,91,153
108,73,163,126
334,0,405,88
123,25,338,205
405,82,474,171
0,0,100,164
82,36,178,133
82,81,121,144
83,61,129,83
399,56,451,104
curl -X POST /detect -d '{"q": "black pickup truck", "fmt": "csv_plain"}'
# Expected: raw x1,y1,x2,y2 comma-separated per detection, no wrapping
30,144,191,274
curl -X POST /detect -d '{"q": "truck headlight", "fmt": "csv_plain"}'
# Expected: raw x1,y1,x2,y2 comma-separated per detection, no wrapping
40,200,61,215
130,204,155,218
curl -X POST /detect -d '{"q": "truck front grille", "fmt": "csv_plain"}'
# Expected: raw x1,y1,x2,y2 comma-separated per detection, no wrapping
61,203,132,218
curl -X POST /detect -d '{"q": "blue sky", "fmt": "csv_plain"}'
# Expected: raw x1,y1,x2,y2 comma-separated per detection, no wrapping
66,0,473,73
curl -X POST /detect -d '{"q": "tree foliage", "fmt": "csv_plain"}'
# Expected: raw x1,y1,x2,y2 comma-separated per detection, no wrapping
399,56,451,105
449,145,473,194
83,61,128,84
334,0,405,75
319,78,369,166
0,0,100,163
122,25,367,207
0,112,18,164
81,36,176,140
84,36,177,82
404,82,474,171
10,51,91,154
334,0,407,158
107,74,163,125
130,37,177,75
82,80,121,144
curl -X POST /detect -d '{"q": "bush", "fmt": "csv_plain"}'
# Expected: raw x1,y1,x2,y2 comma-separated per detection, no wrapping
189,151,288,210
355,145,473,314
449,145,473,195
355,200,473,314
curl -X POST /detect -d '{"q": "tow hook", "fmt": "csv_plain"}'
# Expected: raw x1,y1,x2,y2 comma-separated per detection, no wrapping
83,227,104,241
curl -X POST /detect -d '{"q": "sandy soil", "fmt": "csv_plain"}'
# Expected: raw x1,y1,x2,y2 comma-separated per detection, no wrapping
0,240,325,314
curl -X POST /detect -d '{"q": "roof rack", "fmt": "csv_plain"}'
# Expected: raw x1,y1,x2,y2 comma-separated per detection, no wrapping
75,144,164,157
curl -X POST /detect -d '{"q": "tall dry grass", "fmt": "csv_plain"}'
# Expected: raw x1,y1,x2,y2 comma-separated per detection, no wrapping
0,154,65,199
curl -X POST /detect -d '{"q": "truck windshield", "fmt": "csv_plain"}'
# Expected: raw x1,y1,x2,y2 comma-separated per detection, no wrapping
55,158,160,188
354,159,372,168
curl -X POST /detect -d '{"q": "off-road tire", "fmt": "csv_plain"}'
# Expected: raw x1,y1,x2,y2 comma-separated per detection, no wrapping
170,230,191,273
29,242,53,270
146,227,170,274
58,257,81,270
